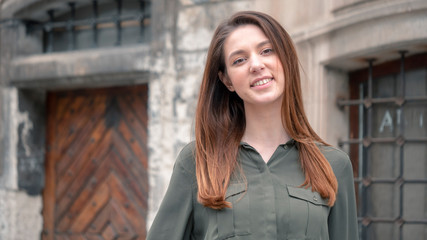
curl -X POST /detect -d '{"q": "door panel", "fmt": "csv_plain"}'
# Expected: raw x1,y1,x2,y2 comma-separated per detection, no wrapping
43,85,148,240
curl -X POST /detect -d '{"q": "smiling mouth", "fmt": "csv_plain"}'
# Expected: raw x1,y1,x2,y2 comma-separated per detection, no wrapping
251,78,273,87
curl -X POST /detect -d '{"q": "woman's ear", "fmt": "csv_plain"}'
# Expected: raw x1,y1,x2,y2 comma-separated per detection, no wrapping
218,71,235,92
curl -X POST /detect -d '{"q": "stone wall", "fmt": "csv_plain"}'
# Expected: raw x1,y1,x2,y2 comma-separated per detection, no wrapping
0,87,44,239
0,5,45,236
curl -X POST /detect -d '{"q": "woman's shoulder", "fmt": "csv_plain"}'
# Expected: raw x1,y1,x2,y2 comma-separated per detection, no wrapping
318,144,353,177
175,141,197,175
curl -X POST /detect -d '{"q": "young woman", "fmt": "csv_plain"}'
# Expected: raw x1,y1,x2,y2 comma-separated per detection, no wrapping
147,11,359,240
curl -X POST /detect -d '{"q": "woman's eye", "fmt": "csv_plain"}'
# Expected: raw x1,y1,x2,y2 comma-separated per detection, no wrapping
232,58,245,65
261,48,273,55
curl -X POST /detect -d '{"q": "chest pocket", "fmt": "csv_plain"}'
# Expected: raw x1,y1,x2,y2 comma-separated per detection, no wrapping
217,183,251,239
286,186,330,239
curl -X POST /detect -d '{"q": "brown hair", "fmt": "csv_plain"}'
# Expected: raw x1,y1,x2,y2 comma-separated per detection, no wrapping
195,11,338,209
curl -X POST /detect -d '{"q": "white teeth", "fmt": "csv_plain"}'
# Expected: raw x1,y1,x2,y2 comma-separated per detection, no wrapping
253,78,272,86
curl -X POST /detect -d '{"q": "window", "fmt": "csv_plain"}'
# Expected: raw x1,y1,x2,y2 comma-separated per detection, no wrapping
25,0,151,53
339,52,427,240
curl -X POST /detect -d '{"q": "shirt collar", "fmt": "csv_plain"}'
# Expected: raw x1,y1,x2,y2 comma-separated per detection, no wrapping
239,138,296,148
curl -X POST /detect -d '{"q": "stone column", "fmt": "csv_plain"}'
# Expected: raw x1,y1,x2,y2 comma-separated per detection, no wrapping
0,14,44,240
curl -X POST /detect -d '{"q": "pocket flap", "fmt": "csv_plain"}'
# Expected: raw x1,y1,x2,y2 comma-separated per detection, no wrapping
225,183,246,200
287,185,329,206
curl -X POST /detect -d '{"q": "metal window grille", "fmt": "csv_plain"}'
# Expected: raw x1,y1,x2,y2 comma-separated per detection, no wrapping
26,0,151,53
338,52,427,240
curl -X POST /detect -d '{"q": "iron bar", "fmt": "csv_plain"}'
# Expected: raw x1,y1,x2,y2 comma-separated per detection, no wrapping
354,178,427,184
405,220,427,224
92,0,98,47
340,137,427,145
32,0,151,53
361,59,375,240
139,0,145,43
399,51,407,98
45,10,55,53
38,15,138,30
358,83,364,220
68,2,76,51
397,51,406,240
115,0,122,46
358,217,427,224
337,96,427,107
359,217,396,223
366,59,374,138
404,179,427,183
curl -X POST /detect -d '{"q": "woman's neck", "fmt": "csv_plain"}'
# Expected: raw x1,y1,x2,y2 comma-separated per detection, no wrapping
242,102,290,162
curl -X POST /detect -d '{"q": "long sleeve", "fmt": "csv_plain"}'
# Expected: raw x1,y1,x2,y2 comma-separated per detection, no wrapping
146,152,195,240
328,156,359,240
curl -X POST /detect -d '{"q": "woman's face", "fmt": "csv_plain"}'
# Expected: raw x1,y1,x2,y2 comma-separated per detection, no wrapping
220,24,285,108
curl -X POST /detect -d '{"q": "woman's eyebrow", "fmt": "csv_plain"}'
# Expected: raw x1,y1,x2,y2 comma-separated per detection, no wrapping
228,49,245,61
257,40,271,48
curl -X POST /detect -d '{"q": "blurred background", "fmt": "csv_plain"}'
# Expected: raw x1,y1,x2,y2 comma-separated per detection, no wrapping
0,0,426,239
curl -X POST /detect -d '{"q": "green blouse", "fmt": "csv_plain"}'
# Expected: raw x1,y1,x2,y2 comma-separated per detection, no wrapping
147,140,359,240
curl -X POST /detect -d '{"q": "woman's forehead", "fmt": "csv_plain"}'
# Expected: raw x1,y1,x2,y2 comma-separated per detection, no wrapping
224,25,269,54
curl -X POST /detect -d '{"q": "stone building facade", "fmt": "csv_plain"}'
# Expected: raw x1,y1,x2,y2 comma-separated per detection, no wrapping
0,0,426,239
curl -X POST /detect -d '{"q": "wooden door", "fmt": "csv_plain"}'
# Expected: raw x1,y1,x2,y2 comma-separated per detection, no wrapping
43,85,148,240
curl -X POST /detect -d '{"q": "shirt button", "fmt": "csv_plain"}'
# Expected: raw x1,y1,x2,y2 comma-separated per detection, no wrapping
313,196,318,202
284,145,288,150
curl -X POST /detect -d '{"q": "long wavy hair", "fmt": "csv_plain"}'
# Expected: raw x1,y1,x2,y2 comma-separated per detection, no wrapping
195,11,338,209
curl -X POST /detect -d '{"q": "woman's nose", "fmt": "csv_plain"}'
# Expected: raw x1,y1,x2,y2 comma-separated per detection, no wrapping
249,55,265,72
